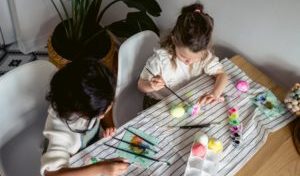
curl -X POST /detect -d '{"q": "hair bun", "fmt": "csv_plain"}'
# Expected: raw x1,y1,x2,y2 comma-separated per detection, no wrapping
181,3,204,15
194,4,204,13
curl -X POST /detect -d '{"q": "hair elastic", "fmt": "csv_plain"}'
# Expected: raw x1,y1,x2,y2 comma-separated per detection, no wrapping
194,9,202,13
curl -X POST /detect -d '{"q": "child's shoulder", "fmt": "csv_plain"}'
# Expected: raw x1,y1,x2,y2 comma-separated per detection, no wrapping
147,48,172,65
48,105,59,119
201,51,219,64
154,48,171,57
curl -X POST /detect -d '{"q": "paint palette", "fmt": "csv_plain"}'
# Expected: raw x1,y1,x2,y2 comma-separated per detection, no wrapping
184,146,219,176
184,135,219,176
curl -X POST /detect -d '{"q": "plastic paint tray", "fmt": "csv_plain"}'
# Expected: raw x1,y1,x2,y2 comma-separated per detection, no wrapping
184,142,219,176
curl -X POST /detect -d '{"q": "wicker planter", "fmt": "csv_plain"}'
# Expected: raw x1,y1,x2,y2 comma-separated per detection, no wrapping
48,35,117,71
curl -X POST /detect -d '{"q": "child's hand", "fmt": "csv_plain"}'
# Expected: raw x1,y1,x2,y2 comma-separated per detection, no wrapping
198,92,224,106
150,75,165,91
102,127,116,138
97,158,129,176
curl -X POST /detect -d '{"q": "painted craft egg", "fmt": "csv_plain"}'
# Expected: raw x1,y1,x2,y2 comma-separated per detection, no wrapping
191,142,207,159
170,104,186,118
208,138,223,154
186,104,200,117
195,132,209,146
235,80,249,93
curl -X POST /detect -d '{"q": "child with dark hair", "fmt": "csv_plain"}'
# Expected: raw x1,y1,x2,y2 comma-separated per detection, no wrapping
41,59,128,176
138,3,228,108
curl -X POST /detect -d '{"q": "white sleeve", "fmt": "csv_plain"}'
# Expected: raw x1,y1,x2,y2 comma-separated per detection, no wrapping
40,107,80,175
139,52,163,81
203,56,224,76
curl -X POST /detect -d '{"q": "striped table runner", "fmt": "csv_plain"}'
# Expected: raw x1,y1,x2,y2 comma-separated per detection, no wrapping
70,58,295,176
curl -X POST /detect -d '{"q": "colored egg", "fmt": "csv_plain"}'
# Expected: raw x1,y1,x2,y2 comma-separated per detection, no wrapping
192,142,207,159
187,104,200,117
195,132,209,146
186,105,194,115
235,80,249,93
170,104,186,118
208,138,223,154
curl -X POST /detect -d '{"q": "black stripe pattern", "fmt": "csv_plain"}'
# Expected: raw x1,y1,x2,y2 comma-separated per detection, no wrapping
69,59,295,176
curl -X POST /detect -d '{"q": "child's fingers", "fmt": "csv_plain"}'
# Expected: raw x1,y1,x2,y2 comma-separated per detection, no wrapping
198,96,206,105
109,128,116,136
218,96,225,102
206,96,215,104
102,131,108,138
151,77,164,84
103,128,115,137
155,82,165,87
210,99,218,104
109,158,128,162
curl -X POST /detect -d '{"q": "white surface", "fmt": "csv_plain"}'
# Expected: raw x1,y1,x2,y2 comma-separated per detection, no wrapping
113,30,160,127
0,60,57,176
1,0,299,86
155,0,300,87
0,0,15,44
6,0,65,53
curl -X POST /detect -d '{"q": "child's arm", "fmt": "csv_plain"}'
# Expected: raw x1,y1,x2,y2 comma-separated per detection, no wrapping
138,75,165,93
211,70,228,97
198,69,228,105
45,158,129,176
100,106,116,138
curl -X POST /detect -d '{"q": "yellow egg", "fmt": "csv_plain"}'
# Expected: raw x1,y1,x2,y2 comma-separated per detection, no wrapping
208,138,223,154
170,105,185,118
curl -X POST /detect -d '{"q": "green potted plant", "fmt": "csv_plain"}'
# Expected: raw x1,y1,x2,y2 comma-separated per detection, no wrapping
48,0,161,69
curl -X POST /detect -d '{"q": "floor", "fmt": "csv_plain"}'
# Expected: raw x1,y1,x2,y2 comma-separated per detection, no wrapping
0,43,48,76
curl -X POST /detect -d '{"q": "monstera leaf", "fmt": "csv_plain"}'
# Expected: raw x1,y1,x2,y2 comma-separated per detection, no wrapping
108,11,159,38
121,0,162,17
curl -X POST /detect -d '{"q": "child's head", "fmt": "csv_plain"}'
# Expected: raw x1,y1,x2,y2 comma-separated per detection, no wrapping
47,59,115,120
161,3,214,65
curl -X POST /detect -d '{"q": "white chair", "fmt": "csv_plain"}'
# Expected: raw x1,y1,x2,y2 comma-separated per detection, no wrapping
0,60,57,176
113,31,160,127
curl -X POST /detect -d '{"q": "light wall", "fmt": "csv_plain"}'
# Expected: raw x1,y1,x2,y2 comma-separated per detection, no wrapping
1,0,299,87
101,0,300,88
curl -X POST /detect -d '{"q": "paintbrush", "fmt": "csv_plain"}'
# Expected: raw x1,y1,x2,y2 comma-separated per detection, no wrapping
167,122,220,129
112,137,158,153
104,143,170,166
145,68,191,105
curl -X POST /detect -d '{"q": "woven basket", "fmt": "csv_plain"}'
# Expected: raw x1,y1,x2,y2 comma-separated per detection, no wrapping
48,35,117,71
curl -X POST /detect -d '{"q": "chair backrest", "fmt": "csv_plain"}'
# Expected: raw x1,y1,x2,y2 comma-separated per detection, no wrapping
113,31,160,127
0,60,57,176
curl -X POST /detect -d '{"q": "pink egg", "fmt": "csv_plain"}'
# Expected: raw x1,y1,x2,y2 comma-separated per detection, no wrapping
191,142,207,159
235,80,249,93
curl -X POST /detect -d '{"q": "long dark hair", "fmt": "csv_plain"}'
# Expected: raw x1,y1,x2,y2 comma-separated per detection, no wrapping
161,3,214,67
47,59,116,119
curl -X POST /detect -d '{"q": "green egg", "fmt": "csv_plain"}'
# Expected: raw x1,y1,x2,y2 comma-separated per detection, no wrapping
170,104,186,118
